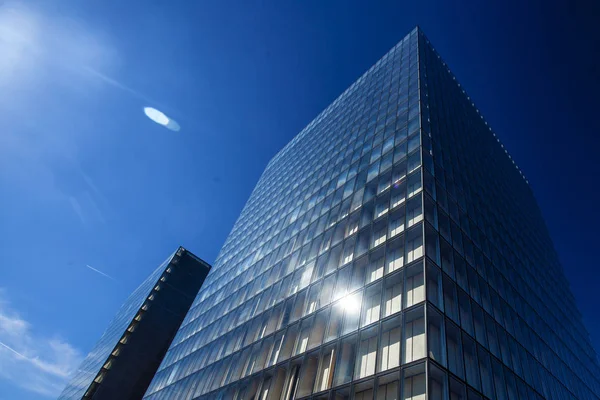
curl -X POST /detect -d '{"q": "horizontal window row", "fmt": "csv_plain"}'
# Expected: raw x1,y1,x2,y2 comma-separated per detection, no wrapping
161,248,427,374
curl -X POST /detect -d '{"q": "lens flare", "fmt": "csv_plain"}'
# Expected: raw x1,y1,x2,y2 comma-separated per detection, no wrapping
143,107,180,131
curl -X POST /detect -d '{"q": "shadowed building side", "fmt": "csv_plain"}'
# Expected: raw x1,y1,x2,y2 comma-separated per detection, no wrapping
58,247,211,400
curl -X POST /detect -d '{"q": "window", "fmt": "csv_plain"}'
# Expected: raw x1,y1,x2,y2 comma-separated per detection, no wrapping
440,238,454,278
290,290,307,323
380,151,393,175
424,194,438,229
328,244,343,275
367,161,381,182
504,367,519,400
243,317,261,347
478,346,495,399
334,387,351,400
333,265,352,301
407,132,419,152
386,238,404,274
346,213,360,237
377,372,400,400
443,276,459,323
425,223,440,265
405,227,423,263
308,309,328,350
315,346,336,393
428,363,448,400
404,263,424,308
491,358,508,400
406,151,421,172
403,307,425,364
295,317,312,355
277,324,299,363
266,334,282,368
305,283,321,315
427,307,446,367
446,321,464,379
462,334,480,391
457,289,473,336
383,271,403,318
389,208,406,238
472,303,487,348
426,262,443,309
406,171,421,197
279,297,295,328
355,327,378,379
333,335,358,386
449,376,466,400
454,256,468,291
356,228,371,258
342,237,356,265
355,387,374,400
261,369,287,400
379,316,401,372
282,362,301,400
467,268,480,305
342,292,362,335
485,314,500,359
372,220,388,248
467,389,483,400
377,171,391,195
296,352,319,398
364,183,378,206
232,348,251,382
361,283,382,327
402,363,426,400
406,197,423,227
375,193,391,218
368,250,385,283
391,180,406,209
393,145,407,168
350,256,369,292
245,342,265,377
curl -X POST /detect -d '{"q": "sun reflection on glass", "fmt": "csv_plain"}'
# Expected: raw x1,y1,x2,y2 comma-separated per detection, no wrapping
340,293,360,314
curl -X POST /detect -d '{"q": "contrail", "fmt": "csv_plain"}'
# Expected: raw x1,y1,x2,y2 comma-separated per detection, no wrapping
0,341,27,359
81,66,157,105
85,264,116,281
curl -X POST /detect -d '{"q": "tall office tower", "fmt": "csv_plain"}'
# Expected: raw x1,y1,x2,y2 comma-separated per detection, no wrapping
143,28,600,400
58,248,211,400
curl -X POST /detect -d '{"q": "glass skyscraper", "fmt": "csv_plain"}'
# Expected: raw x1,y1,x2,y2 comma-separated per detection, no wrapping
59,247,211,400
143,28,600,400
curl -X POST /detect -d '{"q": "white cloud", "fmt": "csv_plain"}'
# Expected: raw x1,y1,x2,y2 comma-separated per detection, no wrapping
0,289,83,397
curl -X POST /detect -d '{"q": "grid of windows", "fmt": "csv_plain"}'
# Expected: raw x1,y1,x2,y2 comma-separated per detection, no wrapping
143,27,599,400
417,32,600,400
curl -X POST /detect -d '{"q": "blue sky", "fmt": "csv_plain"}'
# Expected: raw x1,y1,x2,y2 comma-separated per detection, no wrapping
0,0,598,398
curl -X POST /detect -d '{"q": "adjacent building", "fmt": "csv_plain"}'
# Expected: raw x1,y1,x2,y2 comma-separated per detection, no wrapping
58,247,211,400
141,27,600,400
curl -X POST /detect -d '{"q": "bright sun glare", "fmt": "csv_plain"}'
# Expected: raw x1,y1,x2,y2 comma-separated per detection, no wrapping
340,294,360,314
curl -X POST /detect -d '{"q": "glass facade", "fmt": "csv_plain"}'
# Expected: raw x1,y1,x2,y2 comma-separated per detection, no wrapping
59,247,211,400
143,28,600,400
